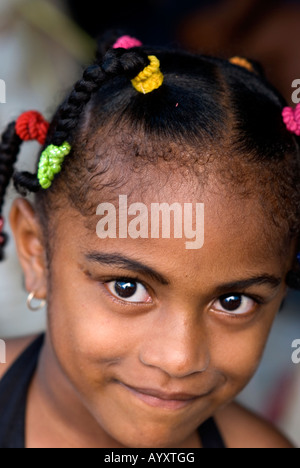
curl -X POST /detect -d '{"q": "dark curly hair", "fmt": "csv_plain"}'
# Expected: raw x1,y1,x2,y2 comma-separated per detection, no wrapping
0,33,299,287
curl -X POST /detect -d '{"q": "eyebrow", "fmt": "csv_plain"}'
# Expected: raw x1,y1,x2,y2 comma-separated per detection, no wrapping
214,275,282,295
85,251,282,291
85,252,170,285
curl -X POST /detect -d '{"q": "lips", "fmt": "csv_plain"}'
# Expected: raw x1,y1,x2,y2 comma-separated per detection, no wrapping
125,385,199,401
118,382,209,411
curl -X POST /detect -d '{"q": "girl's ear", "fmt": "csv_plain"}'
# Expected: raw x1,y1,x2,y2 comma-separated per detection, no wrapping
9,198,47,300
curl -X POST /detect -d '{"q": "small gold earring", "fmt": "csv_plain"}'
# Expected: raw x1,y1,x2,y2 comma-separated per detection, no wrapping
26,291,46,312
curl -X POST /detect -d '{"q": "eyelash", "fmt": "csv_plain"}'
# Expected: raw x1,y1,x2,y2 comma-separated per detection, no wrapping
99,276,266,315
100,276,152,306
212,294,263,319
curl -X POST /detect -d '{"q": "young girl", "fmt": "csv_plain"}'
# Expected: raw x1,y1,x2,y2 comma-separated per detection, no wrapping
0,34,299,449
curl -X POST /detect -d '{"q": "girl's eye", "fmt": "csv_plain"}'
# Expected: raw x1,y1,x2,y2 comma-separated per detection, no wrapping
104,280,152,304
212,294,256,316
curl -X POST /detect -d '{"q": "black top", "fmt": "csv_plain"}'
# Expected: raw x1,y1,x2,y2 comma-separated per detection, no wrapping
0,335,226,449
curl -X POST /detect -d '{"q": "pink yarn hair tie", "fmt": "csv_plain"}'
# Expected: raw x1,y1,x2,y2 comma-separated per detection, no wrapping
0,216,5,246
282,103,300,136
113,35,142,50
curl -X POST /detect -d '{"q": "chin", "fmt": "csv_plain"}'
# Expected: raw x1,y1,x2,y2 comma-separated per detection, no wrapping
109,424,189,449
117,436,179,449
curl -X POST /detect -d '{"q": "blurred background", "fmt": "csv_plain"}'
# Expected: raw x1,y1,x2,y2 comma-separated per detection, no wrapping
0,0,299,447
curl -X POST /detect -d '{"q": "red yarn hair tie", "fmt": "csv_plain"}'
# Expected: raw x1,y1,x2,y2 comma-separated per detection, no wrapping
15,111,50,145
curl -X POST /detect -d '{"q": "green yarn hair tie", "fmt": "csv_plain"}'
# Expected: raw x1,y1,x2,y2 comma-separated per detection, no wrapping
37,142,71,189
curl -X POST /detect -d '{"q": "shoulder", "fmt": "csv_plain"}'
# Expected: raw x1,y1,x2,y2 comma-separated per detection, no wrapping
0,335,38,381
215,402,294,448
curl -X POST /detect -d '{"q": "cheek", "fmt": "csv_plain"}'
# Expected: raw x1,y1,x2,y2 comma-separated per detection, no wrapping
46,264,141,390
209,310,277,396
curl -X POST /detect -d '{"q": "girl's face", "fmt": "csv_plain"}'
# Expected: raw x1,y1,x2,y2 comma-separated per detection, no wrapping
20,166,294,448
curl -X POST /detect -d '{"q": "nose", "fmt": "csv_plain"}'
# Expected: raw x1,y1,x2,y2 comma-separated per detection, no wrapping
139,307,210,378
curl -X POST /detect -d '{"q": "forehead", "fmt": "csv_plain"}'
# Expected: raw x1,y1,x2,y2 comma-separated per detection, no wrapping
58,163,290,282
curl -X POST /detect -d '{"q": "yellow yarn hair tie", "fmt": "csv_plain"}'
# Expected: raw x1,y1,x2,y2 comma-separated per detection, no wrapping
229,56,254,73
131,55,164,94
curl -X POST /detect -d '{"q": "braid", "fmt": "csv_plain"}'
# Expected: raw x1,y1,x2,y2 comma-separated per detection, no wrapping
96,30,127,62
50,49,149,147
0,122,22,260
0,115,48,259
51,64,107,146
286,250,300,290
286,271,300,290
13,171,40,195
0,122,22,210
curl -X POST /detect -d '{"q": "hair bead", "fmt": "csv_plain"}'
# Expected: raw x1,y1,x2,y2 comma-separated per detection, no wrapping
37,142,71,189
0,216,5,246
229,57,255,73
113,36,142,50
131,55,164,94
15,111,49,145
282,104,300,136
